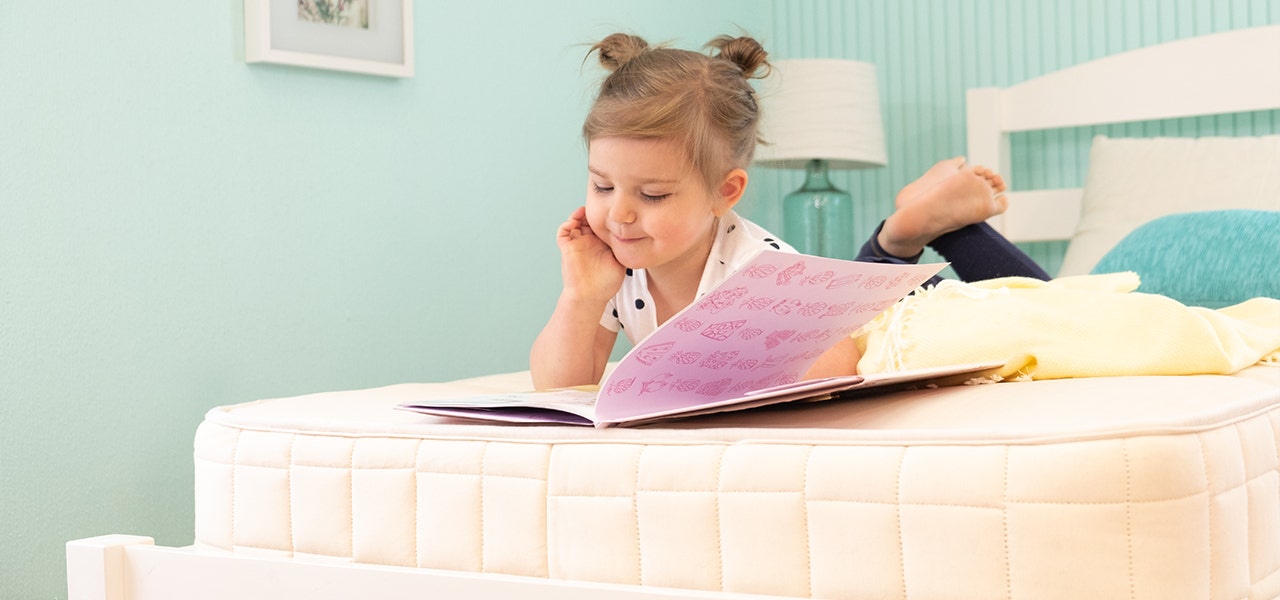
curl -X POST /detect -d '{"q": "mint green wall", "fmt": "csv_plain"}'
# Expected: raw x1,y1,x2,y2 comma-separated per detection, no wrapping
4,1,1278,598
740,0,1280,276
0,2,768,597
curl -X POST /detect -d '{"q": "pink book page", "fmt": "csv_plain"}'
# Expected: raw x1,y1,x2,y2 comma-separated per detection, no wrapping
593,250,944,423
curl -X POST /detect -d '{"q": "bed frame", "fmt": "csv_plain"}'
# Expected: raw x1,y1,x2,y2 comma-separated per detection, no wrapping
967,24,1280,242
67,24,1280,600
66,535,781,600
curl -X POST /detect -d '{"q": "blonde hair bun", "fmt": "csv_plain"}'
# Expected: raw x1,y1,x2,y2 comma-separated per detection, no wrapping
590,33,650,72
707,35,769,79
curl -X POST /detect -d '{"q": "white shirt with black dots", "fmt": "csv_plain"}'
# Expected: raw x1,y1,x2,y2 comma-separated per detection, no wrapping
600,210,797,345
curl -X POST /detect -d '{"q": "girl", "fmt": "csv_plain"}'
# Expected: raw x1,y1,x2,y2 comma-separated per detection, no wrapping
530,33,1048,390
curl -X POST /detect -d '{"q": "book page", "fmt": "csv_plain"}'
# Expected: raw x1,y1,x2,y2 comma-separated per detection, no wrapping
594,251,944,423
399,388,599,424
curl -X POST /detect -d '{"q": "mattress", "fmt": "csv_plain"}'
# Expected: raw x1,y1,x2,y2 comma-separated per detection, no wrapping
194,365,1280,599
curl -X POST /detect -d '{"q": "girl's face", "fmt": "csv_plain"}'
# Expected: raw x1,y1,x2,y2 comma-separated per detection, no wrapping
585,136,740,276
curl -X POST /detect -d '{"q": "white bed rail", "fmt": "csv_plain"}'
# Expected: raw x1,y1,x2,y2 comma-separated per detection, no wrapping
966,24,1280,242
67,535,786,600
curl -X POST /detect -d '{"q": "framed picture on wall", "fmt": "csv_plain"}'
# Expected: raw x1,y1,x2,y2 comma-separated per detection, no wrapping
244,0,414,78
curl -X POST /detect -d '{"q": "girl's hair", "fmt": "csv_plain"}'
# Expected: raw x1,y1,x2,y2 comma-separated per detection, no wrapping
583,33,770,191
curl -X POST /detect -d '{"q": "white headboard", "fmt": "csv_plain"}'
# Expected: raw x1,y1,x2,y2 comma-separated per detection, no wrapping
966,25,1280,242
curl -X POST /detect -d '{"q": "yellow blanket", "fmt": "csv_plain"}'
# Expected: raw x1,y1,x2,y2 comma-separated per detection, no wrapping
854,272,1280,380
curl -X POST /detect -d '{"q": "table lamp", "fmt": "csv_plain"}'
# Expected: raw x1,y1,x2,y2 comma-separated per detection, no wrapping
755,59,888,259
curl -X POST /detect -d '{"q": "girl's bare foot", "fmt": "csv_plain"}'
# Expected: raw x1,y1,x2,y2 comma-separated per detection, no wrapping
878,166,1008,258
972,165,1007,194
894,156,967,209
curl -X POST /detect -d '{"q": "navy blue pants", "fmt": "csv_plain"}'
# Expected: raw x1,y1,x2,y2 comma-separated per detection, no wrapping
855,221,1051,286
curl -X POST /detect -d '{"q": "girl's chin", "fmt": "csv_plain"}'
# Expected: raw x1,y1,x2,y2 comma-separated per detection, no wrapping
615,257,650,270
610,251,653,271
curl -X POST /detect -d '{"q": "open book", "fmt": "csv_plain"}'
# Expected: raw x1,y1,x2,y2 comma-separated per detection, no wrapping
400,250,1001,427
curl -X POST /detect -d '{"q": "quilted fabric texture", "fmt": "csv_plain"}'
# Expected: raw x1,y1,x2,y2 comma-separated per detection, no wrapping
194,368,1280,599
1091,210,1280,308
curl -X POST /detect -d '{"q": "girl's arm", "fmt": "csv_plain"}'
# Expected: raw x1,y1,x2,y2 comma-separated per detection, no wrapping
801,336,862,380
530,301,618,389
530,207,626,389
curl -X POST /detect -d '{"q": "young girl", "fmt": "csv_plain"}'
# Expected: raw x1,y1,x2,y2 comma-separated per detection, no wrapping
530,33,1049,390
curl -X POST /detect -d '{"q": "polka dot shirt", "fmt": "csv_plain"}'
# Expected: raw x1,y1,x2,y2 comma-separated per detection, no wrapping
600,210,796,344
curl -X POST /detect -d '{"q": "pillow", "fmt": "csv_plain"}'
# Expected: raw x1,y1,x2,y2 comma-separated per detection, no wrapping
1090,210,1280,308
1059,134,1280,276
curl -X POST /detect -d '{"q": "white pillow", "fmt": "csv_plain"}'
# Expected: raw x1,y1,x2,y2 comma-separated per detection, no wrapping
1058,134,1280,276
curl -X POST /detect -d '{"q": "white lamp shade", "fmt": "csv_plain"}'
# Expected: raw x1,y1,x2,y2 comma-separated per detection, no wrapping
755,59,888,170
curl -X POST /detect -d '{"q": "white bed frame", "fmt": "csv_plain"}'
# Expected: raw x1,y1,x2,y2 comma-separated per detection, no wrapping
967,24,1280,242
66,536,782,600
67,25,1280,600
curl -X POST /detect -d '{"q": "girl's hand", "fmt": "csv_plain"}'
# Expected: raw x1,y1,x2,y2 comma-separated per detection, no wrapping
531,208,623,389
556,206,625,302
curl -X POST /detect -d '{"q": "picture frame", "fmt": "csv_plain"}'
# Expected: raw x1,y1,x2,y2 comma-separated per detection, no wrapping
245,0,414,78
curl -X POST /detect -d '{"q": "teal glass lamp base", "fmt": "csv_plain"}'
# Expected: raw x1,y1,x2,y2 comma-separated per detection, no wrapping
781,159,855,259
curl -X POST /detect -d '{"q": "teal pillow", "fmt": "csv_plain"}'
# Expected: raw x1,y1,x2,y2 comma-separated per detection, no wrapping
1090,210,1280,308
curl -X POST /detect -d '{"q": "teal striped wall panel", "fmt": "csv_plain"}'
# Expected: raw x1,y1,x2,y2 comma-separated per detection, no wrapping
747,0,1279,276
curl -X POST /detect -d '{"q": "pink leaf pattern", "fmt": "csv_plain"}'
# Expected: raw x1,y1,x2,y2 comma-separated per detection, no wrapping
608,377,635,395
770,298,804,315
799,301,829,317
764,329,795,349
634,341,675,366
740,296,774,311
825,273,862,289
744,264,777,278
775,261,806,286
701,320,746,341
793,328,822,343
674,317,703,332
801,270,834,286
696,378,732,396
760,353,787,369
854,301,880,313
639,373,673,395
821,301,856,318
699,350,739,369
674,378,700,393
669,350,702,364
697,286,749,313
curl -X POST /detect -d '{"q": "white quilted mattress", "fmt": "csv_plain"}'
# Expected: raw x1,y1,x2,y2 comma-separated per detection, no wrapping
194,365,1280,599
